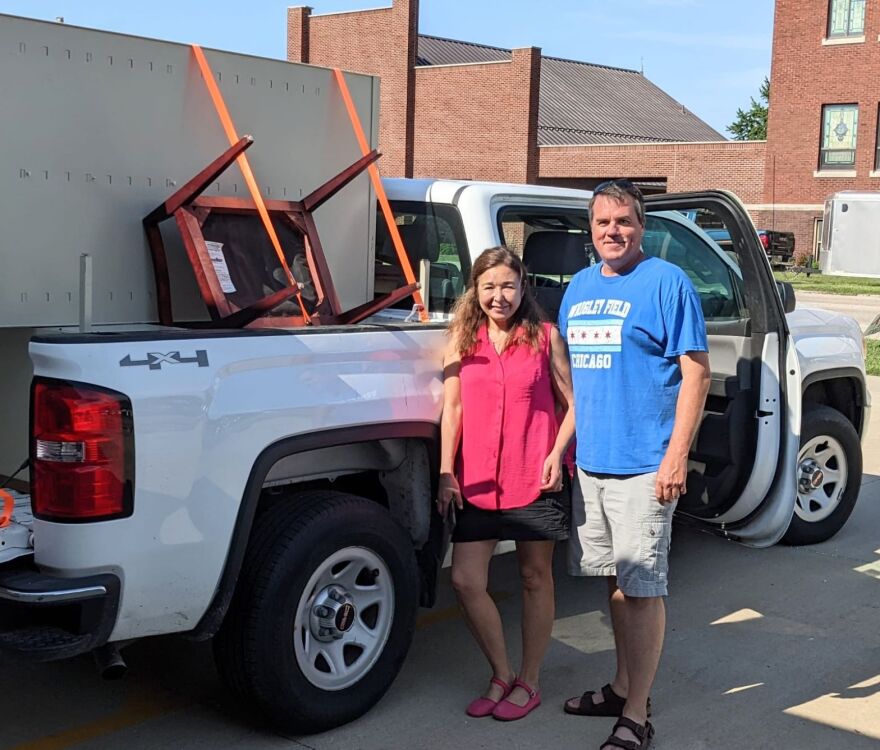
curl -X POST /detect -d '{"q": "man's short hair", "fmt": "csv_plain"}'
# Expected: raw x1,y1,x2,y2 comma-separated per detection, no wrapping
589,179,646,226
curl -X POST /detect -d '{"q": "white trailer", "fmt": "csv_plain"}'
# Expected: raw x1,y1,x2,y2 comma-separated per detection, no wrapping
820,191,880,276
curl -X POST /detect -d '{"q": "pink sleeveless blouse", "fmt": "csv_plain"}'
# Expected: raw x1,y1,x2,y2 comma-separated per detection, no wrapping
456,322,557,510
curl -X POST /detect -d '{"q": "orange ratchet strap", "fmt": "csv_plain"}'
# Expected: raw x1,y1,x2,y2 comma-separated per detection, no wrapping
190,44,311,323
0,488,13,529
332,68,428,322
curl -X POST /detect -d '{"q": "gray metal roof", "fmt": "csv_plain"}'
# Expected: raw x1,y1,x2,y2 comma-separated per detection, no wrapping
416,34,511,66
417,35,725,145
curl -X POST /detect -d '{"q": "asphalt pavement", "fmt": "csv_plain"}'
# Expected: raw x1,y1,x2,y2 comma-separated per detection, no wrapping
796,291,880,332
4,387,880,750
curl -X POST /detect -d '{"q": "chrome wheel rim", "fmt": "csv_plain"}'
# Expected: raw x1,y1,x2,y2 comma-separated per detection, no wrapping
795,434,848,524
294,546,394,691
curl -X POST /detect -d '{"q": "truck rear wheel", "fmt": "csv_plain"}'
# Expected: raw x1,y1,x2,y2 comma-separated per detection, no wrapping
782,405,862,545
213,490,418,734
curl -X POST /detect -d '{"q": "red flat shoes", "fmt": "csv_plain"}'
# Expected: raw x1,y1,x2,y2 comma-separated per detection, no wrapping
491,678,541,721
466,677,513,718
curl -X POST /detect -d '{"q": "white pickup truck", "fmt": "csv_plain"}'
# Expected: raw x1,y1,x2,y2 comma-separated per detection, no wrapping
0,177,868,734
0,10,869,738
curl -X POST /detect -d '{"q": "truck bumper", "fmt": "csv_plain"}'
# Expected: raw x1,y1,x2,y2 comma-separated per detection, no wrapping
0,568,120,662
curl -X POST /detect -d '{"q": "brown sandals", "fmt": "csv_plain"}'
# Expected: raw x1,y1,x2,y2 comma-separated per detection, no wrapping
563,683,651,718
600,716,655,750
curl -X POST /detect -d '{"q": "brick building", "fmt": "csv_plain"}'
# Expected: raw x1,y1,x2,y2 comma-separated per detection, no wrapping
764,0,880,261
288,0,880,266
286,1,765,199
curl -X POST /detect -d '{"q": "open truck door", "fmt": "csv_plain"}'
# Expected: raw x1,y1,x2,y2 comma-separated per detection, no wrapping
642,191,800,547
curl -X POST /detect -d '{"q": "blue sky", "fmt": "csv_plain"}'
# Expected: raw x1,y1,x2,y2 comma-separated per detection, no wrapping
0,1,773,136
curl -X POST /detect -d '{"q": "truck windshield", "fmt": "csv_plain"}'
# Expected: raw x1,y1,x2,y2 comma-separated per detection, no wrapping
375,201,470,314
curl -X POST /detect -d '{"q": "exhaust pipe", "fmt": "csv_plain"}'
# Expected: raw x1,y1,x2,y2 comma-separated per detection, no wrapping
93,643,127,680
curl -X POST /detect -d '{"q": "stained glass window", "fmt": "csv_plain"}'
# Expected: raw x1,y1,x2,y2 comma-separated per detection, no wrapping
820,104,858,169
828,0,865,37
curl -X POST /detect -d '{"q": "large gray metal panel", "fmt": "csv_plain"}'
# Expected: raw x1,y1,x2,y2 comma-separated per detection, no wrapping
0,14,378,326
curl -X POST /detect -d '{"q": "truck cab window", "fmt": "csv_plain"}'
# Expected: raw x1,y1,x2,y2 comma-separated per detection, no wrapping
497,206,593,322
644,212,749,323
375,202,470,313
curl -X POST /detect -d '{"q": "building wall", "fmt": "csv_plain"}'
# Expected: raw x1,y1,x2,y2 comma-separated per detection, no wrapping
761,0,880,261
538,140,828,262
751,208,823,263
287,2,418,177
539,141,767,203
412,49,541,183
766,0,880,206
287,1,798,255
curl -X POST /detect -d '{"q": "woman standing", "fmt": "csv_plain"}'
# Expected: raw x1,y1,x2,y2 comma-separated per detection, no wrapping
437,246,575,722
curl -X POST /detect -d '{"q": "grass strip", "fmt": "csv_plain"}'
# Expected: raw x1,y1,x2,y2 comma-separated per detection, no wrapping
866,340,880,377
774,272,880,296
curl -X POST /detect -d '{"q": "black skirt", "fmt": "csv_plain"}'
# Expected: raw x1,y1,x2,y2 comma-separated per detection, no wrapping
451,476,571,543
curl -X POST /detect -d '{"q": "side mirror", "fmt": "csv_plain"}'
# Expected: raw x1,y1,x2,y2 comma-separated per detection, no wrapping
776,280,796,314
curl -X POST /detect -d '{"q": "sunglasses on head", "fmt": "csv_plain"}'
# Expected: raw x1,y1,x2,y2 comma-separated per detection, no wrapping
593,178,641,197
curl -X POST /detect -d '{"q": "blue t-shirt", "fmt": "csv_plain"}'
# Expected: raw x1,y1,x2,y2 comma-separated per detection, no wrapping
558,256,708,474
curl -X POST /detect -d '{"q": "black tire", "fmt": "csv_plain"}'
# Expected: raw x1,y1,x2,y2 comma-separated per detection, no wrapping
213,490,418,734
782,404,862,545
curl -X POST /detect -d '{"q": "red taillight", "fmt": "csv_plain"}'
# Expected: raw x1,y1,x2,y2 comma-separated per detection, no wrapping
758,232,770,250
31,379,134,521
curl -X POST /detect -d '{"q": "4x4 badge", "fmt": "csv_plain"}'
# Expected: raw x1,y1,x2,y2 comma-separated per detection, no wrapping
120,350,209,370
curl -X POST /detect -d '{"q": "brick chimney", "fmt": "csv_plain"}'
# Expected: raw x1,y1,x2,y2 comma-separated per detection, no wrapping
287,6,312,63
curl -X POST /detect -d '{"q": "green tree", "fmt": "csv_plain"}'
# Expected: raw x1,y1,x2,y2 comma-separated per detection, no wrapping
727,77,769,141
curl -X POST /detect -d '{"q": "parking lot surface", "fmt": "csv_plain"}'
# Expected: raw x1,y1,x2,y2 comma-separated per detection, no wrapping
797,291,880,331
4,382,880,750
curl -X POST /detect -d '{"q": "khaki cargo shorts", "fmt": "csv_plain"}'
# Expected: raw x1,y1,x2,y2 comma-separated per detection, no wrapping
568,468,675,597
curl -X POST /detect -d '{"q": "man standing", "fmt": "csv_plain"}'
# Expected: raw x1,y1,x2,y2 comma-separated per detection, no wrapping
559,180,711,750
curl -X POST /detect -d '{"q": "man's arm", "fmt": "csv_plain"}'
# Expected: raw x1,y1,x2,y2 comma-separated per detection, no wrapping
655,351,711,504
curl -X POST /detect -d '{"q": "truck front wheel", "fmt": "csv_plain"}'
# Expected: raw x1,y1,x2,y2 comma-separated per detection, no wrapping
213,490,418,734
782,405,862,545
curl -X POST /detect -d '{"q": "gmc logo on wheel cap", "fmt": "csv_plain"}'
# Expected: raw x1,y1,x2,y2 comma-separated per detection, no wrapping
335,603,356,632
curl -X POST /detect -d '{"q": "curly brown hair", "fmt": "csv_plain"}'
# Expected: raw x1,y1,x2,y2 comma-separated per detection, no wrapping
448,246,547,356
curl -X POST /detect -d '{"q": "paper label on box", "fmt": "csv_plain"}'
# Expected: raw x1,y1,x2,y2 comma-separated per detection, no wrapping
206,241,236,293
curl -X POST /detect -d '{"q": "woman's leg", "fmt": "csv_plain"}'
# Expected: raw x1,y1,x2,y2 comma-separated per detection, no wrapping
451,539,514,697
509,539,556,705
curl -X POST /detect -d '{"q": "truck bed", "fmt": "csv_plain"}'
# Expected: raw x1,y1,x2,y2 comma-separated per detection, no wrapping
25,322,446,641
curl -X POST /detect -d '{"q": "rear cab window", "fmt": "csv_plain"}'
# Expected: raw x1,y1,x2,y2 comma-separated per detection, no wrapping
497,205,594,322
375,201,470,314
